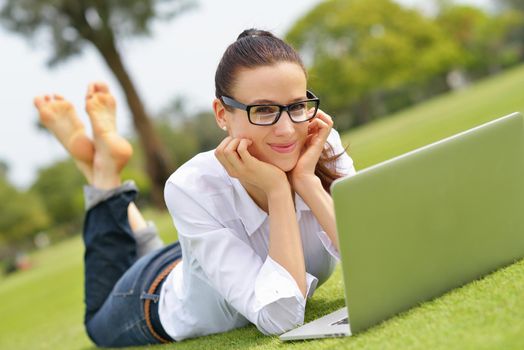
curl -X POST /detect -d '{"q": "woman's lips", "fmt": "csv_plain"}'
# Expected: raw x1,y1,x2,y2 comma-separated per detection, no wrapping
269,142,297,153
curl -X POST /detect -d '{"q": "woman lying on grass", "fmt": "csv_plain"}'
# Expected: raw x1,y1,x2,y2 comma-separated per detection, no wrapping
34,28,356,347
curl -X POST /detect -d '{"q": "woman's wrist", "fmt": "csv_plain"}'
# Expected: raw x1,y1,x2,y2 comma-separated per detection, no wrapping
260,171,289,195
265,179,292,200
292,174,322,196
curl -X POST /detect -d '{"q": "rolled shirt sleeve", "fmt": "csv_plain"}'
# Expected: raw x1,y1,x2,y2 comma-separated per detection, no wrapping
254,256,318,334
165,181,319,335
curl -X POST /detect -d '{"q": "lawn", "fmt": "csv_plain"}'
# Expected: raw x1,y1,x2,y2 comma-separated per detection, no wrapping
1,63,524,350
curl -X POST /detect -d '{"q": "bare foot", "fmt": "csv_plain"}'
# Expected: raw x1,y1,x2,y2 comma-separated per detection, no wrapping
85,82,133,189
34,94,94,183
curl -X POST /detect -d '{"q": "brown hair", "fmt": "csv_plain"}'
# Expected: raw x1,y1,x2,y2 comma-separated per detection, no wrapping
215,28,344,192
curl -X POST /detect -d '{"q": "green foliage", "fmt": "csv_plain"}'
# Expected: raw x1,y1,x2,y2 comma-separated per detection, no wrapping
0,176,50,249
155,101,224,167
0,0,195,66
498,0,524,12
436,4,524,76
157,121,200,167
122,162,152,204
176,110,225,152
0,160,8,178
30,159,85,229
286,0,462,128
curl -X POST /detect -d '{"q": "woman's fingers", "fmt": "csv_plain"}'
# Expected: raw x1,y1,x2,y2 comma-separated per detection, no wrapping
308,110,332,143
237,139,254,163
214,136,231,160
315,110,333,134
224,137,241,164
237,139,252,160
215,137,239,177
225,138,244,176
215,137,252,178
299,110,334,165
316,109,334,126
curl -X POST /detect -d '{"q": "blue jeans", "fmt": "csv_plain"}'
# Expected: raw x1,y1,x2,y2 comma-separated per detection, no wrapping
83,188,181,347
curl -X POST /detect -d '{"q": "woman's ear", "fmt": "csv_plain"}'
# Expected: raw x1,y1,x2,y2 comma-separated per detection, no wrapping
213,98,228,131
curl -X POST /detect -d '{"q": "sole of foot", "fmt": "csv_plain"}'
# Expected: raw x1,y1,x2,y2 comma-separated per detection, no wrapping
35,94,95,164
85,82,133,173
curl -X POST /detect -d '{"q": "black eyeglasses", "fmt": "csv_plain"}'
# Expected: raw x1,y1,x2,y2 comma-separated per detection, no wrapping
220,90,320,126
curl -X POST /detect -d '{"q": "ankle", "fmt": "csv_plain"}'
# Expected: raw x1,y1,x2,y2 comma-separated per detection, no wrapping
92,177,122,190
92,166,122,190
84,180,137,211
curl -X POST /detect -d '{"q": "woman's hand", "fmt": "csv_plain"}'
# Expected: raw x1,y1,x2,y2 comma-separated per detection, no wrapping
215,137,288,195
290,109,333,189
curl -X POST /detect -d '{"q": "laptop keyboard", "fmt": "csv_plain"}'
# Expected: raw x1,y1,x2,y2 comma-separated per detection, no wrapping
331,317,348,326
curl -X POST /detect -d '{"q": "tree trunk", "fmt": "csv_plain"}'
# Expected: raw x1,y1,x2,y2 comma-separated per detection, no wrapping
94,40,173,209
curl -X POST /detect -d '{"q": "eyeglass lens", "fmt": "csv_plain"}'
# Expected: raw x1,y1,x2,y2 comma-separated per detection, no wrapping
250,101,317,125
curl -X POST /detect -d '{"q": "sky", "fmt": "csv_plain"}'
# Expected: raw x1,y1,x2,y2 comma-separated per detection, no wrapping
0,0,491,189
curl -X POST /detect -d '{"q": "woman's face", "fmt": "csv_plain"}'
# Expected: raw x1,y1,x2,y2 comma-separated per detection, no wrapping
216,62,309,172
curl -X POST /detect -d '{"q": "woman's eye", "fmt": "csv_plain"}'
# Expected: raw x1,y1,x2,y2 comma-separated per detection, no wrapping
253,106,279,115
290,103,306,112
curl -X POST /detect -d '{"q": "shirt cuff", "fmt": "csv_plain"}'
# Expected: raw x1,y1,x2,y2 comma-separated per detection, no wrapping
254,256,318,312
317,230,341,261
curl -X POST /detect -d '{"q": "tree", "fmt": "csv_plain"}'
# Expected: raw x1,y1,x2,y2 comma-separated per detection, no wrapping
0,0,194,208
497,0,524,12
492,0,524,61
0,160,8,179
156,97,224,161
286,0,462,128
0,176,50,258
436,4,524,76
30,159,86,228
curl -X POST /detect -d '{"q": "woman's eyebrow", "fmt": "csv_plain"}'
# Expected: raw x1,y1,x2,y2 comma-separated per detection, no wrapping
250,96,308,105
250,99,276,104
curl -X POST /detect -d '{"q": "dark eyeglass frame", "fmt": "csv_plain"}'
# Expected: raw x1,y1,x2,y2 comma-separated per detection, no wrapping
220,90,320,126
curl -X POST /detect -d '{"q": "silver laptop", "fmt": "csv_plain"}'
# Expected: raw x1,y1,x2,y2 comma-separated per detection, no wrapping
280,112,524,341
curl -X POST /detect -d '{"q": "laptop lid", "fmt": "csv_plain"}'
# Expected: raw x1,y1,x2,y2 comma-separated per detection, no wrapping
332,112,524,334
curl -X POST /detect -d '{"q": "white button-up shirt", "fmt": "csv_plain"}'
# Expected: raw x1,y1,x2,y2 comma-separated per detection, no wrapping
159,129,356,341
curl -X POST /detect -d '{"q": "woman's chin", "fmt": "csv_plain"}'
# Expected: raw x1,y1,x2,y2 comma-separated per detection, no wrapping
258,151,300,172
274,160,298,173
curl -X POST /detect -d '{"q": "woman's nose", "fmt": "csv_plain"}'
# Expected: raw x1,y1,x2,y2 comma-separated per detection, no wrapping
273,112,296,136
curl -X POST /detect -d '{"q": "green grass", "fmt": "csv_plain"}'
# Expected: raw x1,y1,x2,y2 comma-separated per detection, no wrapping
1,63,524,349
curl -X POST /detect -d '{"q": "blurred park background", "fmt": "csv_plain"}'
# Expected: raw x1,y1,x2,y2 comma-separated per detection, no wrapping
1,0,524,348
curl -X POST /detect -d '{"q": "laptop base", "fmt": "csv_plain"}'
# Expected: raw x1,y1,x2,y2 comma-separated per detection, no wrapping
279,307,351,341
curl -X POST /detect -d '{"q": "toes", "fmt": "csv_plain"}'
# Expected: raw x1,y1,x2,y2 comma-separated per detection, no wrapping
34,96,45,108
94,81,110,94
53,94,64,101
86,83,95,100
86,81,110,100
